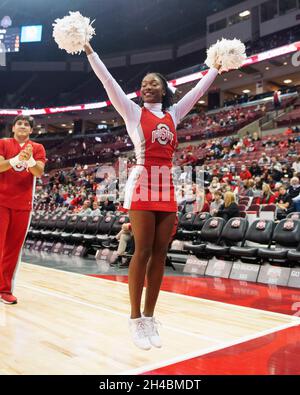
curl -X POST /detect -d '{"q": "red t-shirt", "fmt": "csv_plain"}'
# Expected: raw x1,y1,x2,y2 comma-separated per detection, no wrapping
260,194,276,204
0,138,47,211
240,170,252,180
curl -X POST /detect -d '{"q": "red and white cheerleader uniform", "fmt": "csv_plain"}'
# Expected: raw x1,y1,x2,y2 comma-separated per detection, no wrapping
88,52,218,212
0,139,46,295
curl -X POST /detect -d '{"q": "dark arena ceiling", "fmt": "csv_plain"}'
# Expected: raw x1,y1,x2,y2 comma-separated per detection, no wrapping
0,0,243,60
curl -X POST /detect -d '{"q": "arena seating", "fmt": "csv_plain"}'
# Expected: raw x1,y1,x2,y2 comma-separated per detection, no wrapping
25,209,300,269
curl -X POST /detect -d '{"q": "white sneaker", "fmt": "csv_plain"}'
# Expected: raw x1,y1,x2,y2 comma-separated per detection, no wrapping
128,317,152,350
143,315,162,348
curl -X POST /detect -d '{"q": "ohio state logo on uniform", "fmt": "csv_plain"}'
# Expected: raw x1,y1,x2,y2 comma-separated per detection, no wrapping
12,161,27,172
152,123,174,146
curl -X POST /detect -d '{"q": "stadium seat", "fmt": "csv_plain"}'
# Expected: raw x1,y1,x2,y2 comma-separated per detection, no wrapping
287,212,300,220
50,214,70,240
176,212,196,241
94,213,117,247
40,213,61,239
103,213,130,248
183,217,226,256
60,215,80,242
248,204,260,214
258,219,300,263
205,217,248,257
230,219,275,260
82,215,104,246
260,204,277,220
70,215,90,244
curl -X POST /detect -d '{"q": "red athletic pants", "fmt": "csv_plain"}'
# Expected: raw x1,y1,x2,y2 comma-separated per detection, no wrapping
0,206,31,294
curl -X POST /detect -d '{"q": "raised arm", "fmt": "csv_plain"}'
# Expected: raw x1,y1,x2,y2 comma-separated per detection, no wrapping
85,43,140,127
173,65,220,124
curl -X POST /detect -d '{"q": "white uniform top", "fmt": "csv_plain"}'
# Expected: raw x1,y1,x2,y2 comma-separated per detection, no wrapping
87,52,218,149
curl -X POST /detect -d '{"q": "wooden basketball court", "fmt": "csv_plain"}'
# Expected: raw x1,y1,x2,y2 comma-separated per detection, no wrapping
0,263,299,375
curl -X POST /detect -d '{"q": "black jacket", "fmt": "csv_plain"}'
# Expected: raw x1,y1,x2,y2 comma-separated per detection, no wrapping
217,202,240,221
288,185,300,199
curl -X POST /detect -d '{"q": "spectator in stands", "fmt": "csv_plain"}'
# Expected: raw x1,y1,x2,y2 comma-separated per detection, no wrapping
64,194,74,207
288,177,300,199
101,196,116,212
116,223,133,256
77,200,92,216
249,161,262,177
209,177,221,194
244,179,258,197
287,143,298,157
210,191,224,216
283,127,293,136
254,176,263,191
91,201,101,216
276,186,294,220
117,198,128,213
216,191,240,221
220,167,233,183
240,165,252,181
292,126,300,133
70,193,86,209
292,156,300,174
252,131,260,142
258,152,271,166
271,164,283,183
54,191,65,205
281,164,293,181
273,90,281,114
259,183,276,204
271,157,282,172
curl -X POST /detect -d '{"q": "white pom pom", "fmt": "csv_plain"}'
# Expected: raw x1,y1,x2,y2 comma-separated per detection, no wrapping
205,38,246,73
53,11,95,55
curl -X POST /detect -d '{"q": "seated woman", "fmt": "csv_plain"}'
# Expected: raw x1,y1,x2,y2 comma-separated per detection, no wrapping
217,191,240,221
210,191,224,216
258,183,276,204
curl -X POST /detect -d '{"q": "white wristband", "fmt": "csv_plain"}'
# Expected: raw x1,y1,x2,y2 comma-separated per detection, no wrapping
9,155,22,168
27,156,37,168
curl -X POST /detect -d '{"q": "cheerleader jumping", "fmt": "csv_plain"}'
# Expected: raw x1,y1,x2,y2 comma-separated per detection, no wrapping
53,12,245,350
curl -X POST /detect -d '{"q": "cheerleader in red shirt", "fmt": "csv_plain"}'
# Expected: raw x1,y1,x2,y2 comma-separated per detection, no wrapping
0,116,46,304
84,41,222,349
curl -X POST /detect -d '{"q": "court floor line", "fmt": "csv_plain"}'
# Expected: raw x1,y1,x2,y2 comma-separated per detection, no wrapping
119,321,300,375
18,283,222,344
22,263,300,323
17,264,300,375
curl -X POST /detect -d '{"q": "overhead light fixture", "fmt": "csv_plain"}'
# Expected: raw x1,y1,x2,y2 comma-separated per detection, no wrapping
61,123,66,127
198,100,205,104
265,66,270,70
284,79,292,84
239,10,250,18
283,62,288,65
243,89,250,93
68,129,73,134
